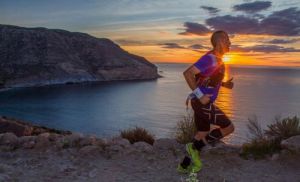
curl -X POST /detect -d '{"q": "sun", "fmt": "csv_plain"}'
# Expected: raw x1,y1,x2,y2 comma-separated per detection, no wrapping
223,54,231,63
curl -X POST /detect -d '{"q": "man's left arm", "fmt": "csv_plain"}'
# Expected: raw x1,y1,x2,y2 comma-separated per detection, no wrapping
222,77,234,89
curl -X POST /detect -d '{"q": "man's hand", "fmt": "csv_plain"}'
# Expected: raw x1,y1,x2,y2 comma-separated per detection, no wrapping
199,94,212,105
222,77,234,89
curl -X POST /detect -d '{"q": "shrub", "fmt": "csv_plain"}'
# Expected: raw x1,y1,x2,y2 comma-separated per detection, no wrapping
120,126,155,145
241,138,281,159
175,112,197,144
241,115,300,159
265,116,300,140
246,115,265,140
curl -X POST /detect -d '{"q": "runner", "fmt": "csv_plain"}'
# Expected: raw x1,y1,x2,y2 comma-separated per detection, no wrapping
177,30,235,173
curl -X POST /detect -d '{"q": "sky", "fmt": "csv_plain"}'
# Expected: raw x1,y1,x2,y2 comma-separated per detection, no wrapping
1,0,300,67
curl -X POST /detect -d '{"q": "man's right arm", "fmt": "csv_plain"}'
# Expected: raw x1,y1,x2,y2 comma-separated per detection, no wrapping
183,65,212,105
183,65,200,90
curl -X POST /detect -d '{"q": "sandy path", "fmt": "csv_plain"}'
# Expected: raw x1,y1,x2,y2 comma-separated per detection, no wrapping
0,144,299,182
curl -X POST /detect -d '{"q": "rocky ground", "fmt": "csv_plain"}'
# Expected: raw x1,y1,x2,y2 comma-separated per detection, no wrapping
0,117,300,182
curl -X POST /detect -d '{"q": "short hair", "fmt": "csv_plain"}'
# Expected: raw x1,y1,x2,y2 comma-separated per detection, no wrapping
211,30,228,48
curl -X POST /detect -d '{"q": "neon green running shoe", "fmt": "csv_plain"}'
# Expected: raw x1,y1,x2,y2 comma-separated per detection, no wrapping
186,143,202,173
176,163,192,174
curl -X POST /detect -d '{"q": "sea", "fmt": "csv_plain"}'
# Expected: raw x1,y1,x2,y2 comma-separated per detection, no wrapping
0,63,300,144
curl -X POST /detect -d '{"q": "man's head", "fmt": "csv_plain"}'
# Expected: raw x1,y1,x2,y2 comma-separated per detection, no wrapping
211,30,231,54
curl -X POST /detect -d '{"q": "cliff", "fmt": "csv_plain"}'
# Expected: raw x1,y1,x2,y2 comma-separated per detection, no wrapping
0,24,159,88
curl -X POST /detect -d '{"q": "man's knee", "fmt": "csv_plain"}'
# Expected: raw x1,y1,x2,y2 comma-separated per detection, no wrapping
221,123,234,136
194,131,210,140
227,123,234,133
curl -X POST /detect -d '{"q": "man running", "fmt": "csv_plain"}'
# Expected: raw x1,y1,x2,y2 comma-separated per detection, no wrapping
177,30,235,173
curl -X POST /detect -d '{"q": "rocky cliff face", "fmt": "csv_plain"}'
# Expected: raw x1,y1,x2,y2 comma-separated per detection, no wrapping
0,24,159,88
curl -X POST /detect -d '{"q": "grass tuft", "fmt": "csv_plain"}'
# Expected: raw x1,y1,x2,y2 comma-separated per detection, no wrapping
175,112,197,144
265,116,300,140
120,126,155,145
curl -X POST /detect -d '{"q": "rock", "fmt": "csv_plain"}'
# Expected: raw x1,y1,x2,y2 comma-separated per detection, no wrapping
281,135,300,152
48,133,60,142
18,136,36,149
107,145,123,152
79,136,97,147
271,153,280,161
0,117,33,136
0,116,71,136
153,138,181,151
110,138,131,148
88,169,98,178
35,133,51,149
79,145,102,156
39,132,50,138
22,141,35,149
0,132,18,146
64,133,83,147
18,136,36,143
0,24,159,89
280,149,290,155
203,142,241,155
133,141,153,153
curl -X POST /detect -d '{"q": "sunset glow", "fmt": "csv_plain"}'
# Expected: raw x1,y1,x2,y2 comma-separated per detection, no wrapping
1,0,300,67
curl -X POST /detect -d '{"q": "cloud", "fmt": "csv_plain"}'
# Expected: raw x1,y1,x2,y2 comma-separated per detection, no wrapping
231,44,300,53
259,7,300,36
115,39,145,46
233,1,272,13
206,15,259,34
180,7,300,36
160,43,185,49
200,6,220,15
179,22,211,36
265,38,300,44
188,44,210,50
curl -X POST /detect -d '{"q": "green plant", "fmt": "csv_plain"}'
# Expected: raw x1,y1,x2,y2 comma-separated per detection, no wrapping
265,116,300,140
120,126,155,145
175,112,197,144
241,138,281,159
241,115,300,159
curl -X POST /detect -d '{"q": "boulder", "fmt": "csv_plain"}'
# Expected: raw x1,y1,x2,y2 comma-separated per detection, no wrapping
153,138,182,151
0,132,18,146
78,136,97,147
109,137,131,148
63,133,83,147
35,132,51,149
0,117,33,136
18,136,36,149
79,145,103,156
281,135,300,152
133,141,153,153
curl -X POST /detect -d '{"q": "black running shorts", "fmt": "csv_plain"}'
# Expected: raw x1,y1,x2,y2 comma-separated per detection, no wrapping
191,99,232,131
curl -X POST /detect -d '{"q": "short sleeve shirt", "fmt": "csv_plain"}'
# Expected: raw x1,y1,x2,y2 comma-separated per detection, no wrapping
193,52,223,103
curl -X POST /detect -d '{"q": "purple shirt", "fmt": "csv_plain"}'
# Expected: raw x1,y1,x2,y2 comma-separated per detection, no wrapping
193,53,222,103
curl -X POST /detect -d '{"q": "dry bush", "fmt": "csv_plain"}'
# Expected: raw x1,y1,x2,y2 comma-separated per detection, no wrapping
241,115,300,159
175,112,197,144
265,116,300,140
120,126,155,145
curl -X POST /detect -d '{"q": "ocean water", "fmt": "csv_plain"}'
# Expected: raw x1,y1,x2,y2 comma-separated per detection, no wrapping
0,63,300,144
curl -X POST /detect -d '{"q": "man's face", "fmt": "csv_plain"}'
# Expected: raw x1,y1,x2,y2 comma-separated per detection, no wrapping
220,34,231,53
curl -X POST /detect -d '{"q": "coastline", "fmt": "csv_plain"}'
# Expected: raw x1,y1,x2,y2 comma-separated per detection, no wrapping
0,76,162,93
